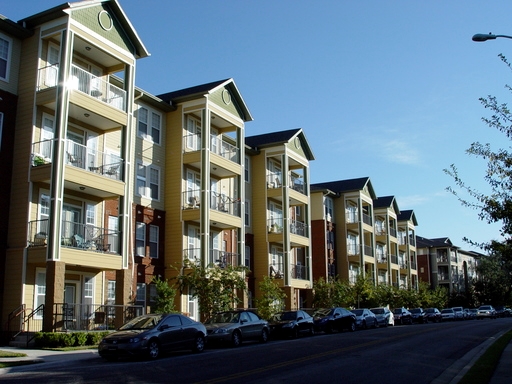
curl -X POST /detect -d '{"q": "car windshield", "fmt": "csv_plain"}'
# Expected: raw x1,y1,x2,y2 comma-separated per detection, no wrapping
410,309,421,313
275,312,297,321
425,309,435,313
441,309,452,313
313,308,334,317
351,309,363,316
393,309,402,314
479,306,491,310
206,312,240,324
371,308,384,314
119,315,163,330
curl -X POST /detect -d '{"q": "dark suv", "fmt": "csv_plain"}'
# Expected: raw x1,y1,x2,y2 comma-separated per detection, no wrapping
393,307,413,325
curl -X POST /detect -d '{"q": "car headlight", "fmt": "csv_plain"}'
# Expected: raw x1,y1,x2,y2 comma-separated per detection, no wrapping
213,328,228,334
318,318,327,324
282,322,294,328
130,337,141,343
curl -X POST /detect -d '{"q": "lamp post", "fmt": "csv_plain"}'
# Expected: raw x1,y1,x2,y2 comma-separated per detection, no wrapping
472,33,512,42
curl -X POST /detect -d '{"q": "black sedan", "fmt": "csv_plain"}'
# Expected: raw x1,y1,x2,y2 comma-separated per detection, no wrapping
269,310,315,338
204,310,269,347
393,307,413,325
424,308,442,323
311,307,356,333
409,308,427,324
98,313,207,360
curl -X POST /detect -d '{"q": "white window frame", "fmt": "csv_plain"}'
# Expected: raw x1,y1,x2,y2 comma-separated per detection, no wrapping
136,161,160,201
107,281,116,304
245,245,251,268
34,269,46,319
245,200,250,227
149,225,159,259
244,156,250,182
324,196,334,221
136,283,146,304
135,222,146,257
0,34,12,82
137,106,162,144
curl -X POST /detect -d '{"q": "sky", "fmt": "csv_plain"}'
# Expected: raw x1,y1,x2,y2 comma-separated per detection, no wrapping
3,0,512,251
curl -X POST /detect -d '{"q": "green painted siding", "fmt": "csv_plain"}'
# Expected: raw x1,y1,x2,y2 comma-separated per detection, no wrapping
210,87,244,120
71,4,134,53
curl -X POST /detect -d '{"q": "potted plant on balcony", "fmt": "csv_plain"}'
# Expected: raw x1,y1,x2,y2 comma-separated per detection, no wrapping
32,155,46,166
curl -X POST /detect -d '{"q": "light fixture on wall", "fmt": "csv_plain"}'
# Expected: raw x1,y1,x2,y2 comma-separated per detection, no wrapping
85,46,91,51
84,113,90,118
79,186,85,191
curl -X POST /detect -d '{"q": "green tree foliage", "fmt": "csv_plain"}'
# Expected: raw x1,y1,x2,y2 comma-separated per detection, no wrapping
152,276,177,314
444,54,512,305
312,277,352,308
255,276,286,320
175,259,247,321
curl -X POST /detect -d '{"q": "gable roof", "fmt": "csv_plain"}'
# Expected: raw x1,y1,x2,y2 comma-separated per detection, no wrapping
416,236,457,249
311,177,376,199
18,0,149,59
245,128,315,160
374,196,400,214
0,15,32,38
398,209,418,226
157,78,253,122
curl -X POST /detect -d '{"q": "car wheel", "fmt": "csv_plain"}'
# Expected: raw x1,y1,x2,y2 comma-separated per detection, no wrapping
260,328,269,343
192,334,205,353
232,330,242,347
325,323,334,334
147,339,160,359
349,320,356,332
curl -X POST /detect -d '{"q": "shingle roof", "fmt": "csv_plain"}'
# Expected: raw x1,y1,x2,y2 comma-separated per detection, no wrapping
416,236,456,249
398,209,418,225
157,79,229,102
311,177,373,196
245,128,302,148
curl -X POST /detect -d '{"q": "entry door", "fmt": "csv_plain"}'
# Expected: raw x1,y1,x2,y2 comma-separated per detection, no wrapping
64,283,76,329
62,205,81,240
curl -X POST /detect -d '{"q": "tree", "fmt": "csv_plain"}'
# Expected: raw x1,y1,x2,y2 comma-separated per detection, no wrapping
255,276,286,321
175,259,247,321
152,276,177,314
444,54,512,305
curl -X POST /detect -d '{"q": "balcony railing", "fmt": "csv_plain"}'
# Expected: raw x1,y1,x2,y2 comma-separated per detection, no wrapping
399,262,408,269
409,235,416,247
267,172,282,189
209,249,240,268
290,175,305,194
291,263,308,280
37,64,126,111
347,244,359,256
182,190,241,217
28,219,120,254
290,219,307,237
362,213,372,226
390,254,398,264
268,218,284,234
437,256,448,263
363,245,373,256
377,255,387,263
388,227,397,238
211,135,239,163
53,303,144,332
410,260,417,270
32,139,123,181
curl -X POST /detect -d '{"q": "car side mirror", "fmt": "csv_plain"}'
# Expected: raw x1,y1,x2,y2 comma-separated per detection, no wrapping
297,317,303,321
241,319,247,323
159,324,169,331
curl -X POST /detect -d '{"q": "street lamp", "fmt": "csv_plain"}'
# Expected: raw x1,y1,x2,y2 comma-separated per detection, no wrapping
472,33,512,42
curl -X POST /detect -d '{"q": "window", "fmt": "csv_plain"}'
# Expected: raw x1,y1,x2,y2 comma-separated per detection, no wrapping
324,197,334,221
136,283,146,303
186,116,201,150
35,271,46,315
245,200,250,227
245,245,251,268
149,225,159,258
107,281,116,304
83,276,94,307
136,161,160,200
0,34,12,81
0,112,3,151
149,284,157,303
137,107,161,144
135,222,146,256
244,156,250,182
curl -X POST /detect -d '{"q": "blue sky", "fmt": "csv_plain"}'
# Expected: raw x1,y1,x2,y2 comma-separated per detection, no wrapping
4,0,512,250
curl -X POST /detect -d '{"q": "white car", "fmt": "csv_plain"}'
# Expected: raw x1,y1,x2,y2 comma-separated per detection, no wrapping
370,307,394,327
441,308,455,321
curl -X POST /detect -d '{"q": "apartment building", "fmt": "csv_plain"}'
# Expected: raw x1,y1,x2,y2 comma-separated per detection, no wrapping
2,0,149,332
157,79,252,320
311,177,377,284
245,129,314,310
417,236,481,294
0,16,32,322
397,209,418,289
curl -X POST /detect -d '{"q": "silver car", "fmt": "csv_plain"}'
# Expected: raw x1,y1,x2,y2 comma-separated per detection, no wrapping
370,307,394,327
205,310,269,347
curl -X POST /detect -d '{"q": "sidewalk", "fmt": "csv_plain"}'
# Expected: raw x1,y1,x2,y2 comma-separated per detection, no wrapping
489,338,512,384
0,346,98,366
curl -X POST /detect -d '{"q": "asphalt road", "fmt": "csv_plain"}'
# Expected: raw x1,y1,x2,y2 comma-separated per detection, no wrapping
1,318,511,383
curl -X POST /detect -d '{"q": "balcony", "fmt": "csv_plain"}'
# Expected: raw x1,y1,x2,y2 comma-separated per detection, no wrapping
28,219,120,254
31,139,124,182
182,190,241,216
290,174,305,194
290,219,307,237
390,254,398,264
388,227,397,238
37,64,126,112
363,245,373,257
210,249,241,268
291,263,309,280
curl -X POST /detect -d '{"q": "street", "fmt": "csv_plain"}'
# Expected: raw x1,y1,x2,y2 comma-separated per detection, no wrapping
1,318,511,383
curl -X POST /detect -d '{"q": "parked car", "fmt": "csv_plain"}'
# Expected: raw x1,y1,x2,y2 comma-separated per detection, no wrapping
441,308,455,321
269,310,315,338
98,313,207,360
464,308,476,320
204,310,269,347
393,307,413,325
476,305,497,320
452,306,465,320
370,307,394,327
311,307,356,333
424,308,442,323
468,308,479,320
409,308,427,324
350,308,378,329
494,306,511,318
